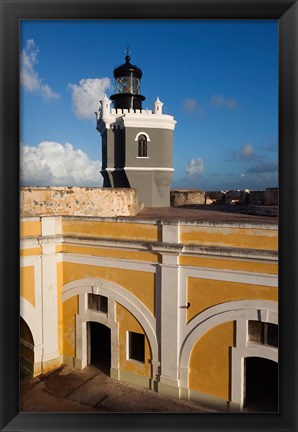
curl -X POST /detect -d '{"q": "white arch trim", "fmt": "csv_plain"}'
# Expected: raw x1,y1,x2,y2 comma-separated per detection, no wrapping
231,344,278,407
134,131,151,141
20,297,42,348
20,297,43,367
180,300,278,370
75,302,119,370
62,278,158,361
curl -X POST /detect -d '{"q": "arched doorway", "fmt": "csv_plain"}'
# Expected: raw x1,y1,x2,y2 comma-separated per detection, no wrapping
87,322,111,375
244,357,278,412
20,317,34,379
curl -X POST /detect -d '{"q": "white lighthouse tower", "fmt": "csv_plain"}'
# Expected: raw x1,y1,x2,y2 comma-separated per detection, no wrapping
96,54,176,207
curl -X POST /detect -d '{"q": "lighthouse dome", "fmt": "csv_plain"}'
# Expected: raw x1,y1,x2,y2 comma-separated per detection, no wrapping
113,55,143,80
110,54,145,110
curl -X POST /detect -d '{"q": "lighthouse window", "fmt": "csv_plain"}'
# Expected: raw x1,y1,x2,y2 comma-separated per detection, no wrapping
138,134,147,157
116,76,140,95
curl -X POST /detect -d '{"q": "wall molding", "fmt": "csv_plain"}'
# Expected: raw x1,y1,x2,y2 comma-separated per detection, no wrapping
62,253,156,273
179,300,278,392
134,131,151,141
62,278,159,371
180,267,278,288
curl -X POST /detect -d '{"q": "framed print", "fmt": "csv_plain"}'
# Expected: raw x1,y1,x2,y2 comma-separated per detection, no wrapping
1,1,297,431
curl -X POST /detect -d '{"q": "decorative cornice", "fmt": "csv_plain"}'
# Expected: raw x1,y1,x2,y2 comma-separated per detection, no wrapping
96,109,177,132
19,232,278,263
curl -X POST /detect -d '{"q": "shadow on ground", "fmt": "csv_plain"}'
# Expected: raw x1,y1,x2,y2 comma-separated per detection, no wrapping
20,365,219,413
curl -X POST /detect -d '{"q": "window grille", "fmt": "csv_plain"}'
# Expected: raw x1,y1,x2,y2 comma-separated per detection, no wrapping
138,134,147,157
88,294,108,314
248,321,278,347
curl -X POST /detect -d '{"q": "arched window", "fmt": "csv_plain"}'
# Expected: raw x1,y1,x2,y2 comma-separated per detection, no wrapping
138,134,147,157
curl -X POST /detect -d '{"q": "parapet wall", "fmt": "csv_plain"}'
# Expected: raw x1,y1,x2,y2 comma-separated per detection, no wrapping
170,189,205,206
111,108,153,114
171,188,278,207
20,187,142,217
205,188,278,206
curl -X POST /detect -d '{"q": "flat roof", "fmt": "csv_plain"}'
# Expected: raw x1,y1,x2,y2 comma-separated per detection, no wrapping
133,205,278,225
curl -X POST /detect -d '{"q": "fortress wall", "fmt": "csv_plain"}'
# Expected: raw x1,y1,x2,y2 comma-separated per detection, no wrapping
170,189,205,206
20,186,142,217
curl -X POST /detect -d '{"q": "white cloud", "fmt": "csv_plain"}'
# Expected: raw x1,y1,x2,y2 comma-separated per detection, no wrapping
172,157,205,189
20,141,102,187
241,143,254,158
68,78,112,119
227,143,258,162
210,95,237,110
183,98,198,112
41,83,59,100
20,39,60,100
185,157,205,177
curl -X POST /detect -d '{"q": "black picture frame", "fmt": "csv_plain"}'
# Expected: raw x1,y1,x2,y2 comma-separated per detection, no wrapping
0,1,297,431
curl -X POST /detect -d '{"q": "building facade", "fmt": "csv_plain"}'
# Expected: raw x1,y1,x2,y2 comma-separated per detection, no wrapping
20,56,278,413
96,55,176,207
20,204,278,412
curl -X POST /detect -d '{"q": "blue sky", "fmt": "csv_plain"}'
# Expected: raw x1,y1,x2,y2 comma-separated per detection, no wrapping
20,20,278,191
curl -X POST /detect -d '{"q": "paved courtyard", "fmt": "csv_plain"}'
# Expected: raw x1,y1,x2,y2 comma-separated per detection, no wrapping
20,365,219,413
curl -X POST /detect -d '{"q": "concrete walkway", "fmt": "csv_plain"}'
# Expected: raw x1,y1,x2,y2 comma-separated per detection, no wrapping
20,365,218,413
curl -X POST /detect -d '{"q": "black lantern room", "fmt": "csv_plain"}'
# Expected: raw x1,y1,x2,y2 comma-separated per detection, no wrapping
110,55,145,110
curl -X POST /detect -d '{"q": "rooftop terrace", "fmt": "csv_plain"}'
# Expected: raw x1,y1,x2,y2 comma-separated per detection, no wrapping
134,205,278,225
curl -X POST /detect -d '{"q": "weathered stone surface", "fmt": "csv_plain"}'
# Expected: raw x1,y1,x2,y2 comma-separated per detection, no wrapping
225,190,250,204
246,206,278,217
265,188,278,206
249,190,266,205
205,189,278,206
205,191,226,204
20,187,143,217
170,189,205,206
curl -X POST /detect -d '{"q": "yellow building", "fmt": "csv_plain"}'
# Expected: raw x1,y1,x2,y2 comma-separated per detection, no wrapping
20,190,278,412
20,51,279,412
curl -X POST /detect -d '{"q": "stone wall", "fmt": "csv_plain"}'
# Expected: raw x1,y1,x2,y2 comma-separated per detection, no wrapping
225,190,250,204
249,190,265,205
246,205,278,217
265,188,278,206
170,189,205,206
205,188,278,206
205,191,224,204
20,187,142,217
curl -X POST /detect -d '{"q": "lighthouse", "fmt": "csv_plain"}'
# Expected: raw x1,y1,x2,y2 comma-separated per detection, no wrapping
96,54,176,207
